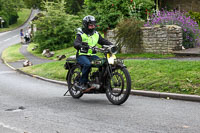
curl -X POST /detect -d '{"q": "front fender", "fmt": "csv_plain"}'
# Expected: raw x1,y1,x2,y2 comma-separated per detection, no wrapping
113,59,126,69
116,63,126,69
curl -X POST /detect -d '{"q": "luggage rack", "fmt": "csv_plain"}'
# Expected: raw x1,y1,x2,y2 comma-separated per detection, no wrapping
64,55,77,70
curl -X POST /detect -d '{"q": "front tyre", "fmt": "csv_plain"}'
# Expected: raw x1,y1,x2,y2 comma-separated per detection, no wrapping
67,65,83,98
106,67,131,105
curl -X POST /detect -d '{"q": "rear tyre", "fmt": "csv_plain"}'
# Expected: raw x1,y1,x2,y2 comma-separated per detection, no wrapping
106,67,131,105
67,65,83,98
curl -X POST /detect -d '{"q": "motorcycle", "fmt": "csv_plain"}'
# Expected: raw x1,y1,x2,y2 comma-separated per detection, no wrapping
64,45,131,105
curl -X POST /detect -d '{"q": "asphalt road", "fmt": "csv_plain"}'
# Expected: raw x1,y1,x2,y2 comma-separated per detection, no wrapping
0,10,200,133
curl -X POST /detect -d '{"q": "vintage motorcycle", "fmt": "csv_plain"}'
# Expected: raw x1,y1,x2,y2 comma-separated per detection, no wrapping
64,45,131,105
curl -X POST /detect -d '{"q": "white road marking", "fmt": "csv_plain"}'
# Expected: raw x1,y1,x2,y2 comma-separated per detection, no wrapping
0,122,27,133
12,35,19,38
3,38,11,42
0,35,19,44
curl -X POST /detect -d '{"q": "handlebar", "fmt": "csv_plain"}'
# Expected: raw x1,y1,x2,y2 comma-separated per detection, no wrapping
90,46,106,53
89,45,118,54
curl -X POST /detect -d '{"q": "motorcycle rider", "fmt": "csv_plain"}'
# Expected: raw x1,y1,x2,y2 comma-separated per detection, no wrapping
74,15,113,91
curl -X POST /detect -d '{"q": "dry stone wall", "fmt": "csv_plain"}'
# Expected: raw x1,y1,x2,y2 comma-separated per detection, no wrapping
140,25,182,54
105,25,183,54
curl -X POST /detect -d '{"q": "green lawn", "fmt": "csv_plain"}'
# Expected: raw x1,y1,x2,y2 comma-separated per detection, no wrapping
21,59,200,95
21,61,67,81
1,44,26,62
125,60,200,95
116,53,175,59
0,9,31,32
27,43,77,60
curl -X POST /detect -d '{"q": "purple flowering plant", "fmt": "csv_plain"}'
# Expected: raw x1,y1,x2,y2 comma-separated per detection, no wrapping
144,10,200,48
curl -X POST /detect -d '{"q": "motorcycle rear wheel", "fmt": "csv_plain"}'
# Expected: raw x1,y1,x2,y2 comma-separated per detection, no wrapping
67,65,83,98
106,67,131,105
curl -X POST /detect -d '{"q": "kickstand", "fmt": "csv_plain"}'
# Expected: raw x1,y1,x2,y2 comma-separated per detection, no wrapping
63,89,69,96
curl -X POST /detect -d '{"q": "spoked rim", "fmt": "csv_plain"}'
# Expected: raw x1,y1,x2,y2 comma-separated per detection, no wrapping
106,67,131,105
70,72,81,95
68,66,83,98
109,72,124,96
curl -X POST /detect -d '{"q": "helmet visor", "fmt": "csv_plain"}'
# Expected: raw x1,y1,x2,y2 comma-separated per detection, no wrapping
88,21,96,29
88,21,96,26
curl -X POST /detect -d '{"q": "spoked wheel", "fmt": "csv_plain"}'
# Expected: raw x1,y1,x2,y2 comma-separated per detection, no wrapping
67,65,83,98
106,67,131,105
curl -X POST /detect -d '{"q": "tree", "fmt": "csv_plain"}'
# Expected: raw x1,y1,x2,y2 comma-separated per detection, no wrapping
23,0,84,14
33,0,81,52
23,0,43,9
65,0,84,15
83,0,155,32
0,0,24,27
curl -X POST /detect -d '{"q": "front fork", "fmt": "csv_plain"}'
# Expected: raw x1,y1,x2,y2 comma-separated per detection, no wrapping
105,63,126,87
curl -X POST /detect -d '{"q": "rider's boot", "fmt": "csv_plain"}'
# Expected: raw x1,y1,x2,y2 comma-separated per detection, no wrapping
74,82,87,91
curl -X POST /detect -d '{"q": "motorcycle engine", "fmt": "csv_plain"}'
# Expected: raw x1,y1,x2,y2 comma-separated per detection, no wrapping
89,71,101,89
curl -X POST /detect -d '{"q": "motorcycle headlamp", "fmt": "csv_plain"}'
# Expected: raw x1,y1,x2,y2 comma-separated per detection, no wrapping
108,46,118,54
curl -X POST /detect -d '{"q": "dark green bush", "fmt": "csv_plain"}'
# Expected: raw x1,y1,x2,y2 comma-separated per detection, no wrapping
8,11,19,25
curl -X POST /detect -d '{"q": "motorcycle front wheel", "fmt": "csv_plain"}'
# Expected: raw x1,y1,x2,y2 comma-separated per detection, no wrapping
67,65,83,98
106,67,131,105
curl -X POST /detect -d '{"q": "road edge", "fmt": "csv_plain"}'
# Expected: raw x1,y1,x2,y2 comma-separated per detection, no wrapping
2,58,200,102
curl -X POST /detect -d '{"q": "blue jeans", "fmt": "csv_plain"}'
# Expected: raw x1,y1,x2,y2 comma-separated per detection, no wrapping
77,55,99,84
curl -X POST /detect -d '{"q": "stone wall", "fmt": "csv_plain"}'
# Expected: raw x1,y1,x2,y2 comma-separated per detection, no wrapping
105,25,183,54
140,25,182,54
161,0,200,12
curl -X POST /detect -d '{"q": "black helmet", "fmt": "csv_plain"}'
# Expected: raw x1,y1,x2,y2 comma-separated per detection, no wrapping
82,15,96,35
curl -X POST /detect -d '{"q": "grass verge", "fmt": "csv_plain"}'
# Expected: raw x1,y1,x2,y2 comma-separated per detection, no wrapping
2,44,26,62
117,53,175,59
125,60,200,95
21,59,200,95
0,9,31,32
27,43,76,60
21,61,67,81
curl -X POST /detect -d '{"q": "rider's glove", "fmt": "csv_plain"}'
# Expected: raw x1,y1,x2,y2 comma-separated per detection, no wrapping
82,42,89,49
80,42,89,53
92,47,97,54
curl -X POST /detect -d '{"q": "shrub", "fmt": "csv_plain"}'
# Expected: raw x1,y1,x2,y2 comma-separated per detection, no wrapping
114,17,144,52
8,11,19,25
33,0,81,52
145,10,200,48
